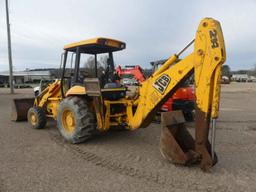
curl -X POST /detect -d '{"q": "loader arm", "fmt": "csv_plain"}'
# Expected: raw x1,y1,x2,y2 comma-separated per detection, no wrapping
129,18,226,170
34,80,62,118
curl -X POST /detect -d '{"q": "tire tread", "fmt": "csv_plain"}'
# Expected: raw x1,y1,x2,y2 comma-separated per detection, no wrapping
57,96,97,143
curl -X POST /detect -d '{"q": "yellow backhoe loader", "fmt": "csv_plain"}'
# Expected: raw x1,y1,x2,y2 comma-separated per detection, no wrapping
12,18,226,171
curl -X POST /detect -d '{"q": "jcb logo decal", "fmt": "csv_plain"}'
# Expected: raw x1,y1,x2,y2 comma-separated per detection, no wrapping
209,30,219,48
153,74,171,94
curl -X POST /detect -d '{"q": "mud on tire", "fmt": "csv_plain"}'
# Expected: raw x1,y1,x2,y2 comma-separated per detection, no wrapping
57,96,97,144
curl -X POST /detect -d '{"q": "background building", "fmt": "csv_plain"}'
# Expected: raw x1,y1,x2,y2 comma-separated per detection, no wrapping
0,69,58,85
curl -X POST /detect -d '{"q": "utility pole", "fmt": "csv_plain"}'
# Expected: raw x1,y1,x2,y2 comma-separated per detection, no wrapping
5,0,14,94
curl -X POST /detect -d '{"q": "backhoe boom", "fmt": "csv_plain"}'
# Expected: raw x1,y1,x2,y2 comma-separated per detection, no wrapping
129,18,225,130
129,18,226,170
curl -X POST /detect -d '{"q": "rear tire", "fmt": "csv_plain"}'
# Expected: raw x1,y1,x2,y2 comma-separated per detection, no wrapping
27,106,47,129
57,96,97,144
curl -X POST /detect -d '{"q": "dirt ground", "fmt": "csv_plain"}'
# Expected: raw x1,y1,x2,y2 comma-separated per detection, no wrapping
0,82,256,192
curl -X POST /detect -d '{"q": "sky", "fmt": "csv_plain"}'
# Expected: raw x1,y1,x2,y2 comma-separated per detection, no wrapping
0,0,256,71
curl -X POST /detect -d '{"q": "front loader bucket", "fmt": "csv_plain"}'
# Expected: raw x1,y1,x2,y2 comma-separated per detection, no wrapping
11,98,34,121
160,111,200,165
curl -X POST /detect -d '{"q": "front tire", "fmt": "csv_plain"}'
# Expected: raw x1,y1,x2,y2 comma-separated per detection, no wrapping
27,106,47,129
57,96,97,144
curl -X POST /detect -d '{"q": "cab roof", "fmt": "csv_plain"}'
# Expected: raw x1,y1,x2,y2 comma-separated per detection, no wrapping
64,37,126,54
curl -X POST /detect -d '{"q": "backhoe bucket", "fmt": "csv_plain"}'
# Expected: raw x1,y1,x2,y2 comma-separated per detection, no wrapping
160,111,200,165
11,98,34,121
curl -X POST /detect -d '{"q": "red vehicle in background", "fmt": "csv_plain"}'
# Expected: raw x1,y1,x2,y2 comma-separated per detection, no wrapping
116,65,145,83
116,62,195,121
160,85,194,121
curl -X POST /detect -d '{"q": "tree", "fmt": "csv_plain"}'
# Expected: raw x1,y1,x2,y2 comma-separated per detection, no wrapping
83,55,107,77
222,65,231,78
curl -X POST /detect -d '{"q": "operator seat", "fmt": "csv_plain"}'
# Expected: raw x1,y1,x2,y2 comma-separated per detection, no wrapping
84,78,126,100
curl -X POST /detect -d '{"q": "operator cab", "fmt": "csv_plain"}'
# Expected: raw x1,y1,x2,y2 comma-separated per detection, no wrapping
61,37,126,100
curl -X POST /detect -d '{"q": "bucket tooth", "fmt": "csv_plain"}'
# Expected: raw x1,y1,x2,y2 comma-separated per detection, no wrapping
11,98,34,121
159,111,200,165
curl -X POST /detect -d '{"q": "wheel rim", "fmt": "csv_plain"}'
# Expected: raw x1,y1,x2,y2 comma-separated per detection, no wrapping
29,112,37,126
62,109,76,134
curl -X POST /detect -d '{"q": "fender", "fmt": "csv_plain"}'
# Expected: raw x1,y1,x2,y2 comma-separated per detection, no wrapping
65,85,86,97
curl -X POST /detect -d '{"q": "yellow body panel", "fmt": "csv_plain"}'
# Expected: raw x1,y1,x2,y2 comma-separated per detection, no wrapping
65,85,86,97
194,18,225,119
101,99,133,131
